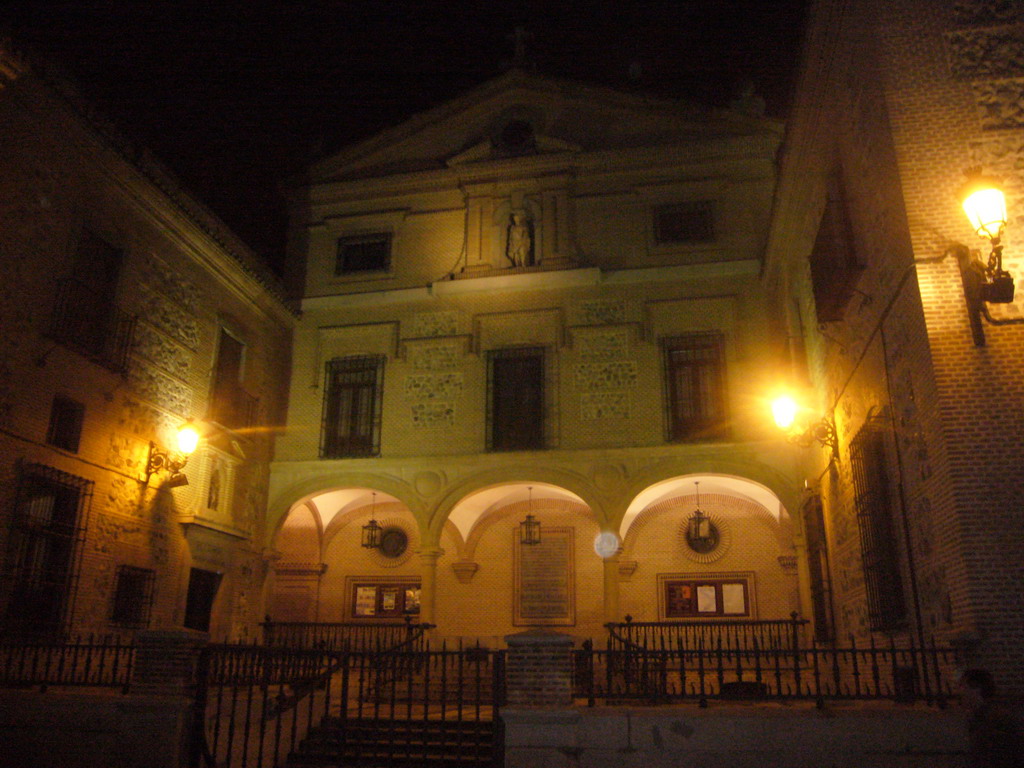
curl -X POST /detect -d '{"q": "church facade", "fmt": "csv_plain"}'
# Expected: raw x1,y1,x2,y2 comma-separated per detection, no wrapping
267,69,807,643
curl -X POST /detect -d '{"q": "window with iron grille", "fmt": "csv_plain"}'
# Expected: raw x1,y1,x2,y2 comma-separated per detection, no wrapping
653,201,715,244
487,347,545,452
662,333,728,441
321,356,385,458
809,171,863,323
849,421,907,631
336,233,391,274
46,395,85,453
1,464,91,638
110,565,156,627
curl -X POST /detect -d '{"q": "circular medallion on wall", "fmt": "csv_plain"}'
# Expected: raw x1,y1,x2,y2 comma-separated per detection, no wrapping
678,513,731,564
367,518,415,568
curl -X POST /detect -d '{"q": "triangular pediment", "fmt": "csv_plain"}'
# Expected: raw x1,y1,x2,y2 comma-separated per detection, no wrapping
308,69,778,184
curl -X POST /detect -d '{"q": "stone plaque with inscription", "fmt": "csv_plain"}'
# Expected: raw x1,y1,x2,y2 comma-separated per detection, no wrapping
514,526,575,626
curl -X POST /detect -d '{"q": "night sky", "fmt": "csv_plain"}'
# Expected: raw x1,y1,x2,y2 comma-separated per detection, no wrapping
6,1,807,271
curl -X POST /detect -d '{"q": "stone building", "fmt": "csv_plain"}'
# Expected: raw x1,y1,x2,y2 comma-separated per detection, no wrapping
267,68,806,644
0,46,294,642
765,0,1024,694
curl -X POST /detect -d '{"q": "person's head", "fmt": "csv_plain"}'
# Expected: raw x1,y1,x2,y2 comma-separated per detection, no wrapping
960,668,996,708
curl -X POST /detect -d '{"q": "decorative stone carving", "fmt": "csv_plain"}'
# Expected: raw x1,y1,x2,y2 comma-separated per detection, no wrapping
972,78,1024,128
413,470,444,497
580,392,631,420
116,397,178,440
404,373,463,401
505,210,534,267
452,561,479,583
678,514,731,565
946,28,1024,80
576,329,631,362
104,476,145,519
618,560,638,580
574,299,627,326
136,287,200,349
952,0,1020,25
777,555,798,574
135,254,200,315
92,513,143,553
127,363,192,415
409,311,459,338
574,361,638,391
132,323,192,379
408,341,460,371
411,401,455,427
591,463,625,493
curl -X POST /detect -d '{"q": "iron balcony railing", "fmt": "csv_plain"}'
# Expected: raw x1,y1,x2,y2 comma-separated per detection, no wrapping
0,633,135,693
259,619,432,653
49,278,135,374
574,633,959,708
209,383,260,431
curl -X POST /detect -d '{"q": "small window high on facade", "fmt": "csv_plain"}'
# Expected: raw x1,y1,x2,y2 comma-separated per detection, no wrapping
335,233,391,274
653,201,715,244
662,333,728,442
487,347,545,452
321,356,385,458
46,395,85,453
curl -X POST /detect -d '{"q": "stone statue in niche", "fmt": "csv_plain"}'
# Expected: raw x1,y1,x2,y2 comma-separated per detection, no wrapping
506,210,533,267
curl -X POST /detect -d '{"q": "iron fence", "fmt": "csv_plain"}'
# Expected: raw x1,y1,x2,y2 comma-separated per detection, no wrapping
574,634,959,707
259,619,432,652
192,640,504,768
607,614,809,652
0,634,135,692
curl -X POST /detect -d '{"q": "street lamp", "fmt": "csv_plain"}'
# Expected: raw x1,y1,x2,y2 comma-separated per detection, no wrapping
361,492,382,549
952,175,1020,345
771,394,839,462
519,486,541,546
145,421,200,487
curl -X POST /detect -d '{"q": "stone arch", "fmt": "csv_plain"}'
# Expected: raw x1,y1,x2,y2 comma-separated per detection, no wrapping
426,466,606,541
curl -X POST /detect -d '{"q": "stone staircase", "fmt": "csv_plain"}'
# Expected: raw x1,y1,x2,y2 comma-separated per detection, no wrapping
286,716,500,767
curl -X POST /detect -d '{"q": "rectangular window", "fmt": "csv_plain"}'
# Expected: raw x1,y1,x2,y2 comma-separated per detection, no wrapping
664,579,750,618
351,582,420,619
488,347,545,451
209,328,258,429
336,233,391,274
849,422,907,631
110,565,156,627
653,201,715,244
1,464,91,638
809,171,863,323
321,356,385,458
46,395,85,453
663,333,728,441
49,229,134,373
183,567,221,632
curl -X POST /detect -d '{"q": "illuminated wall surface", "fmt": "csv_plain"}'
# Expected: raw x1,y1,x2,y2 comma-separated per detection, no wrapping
2,0,1024,696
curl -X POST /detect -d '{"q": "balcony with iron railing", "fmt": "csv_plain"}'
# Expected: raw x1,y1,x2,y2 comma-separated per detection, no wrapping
48,278,135,375
208,382,259,432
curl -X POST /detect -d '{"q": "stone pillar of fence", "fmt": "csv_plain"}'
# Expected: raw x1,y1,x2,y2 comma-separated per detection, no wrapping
504,629,574,707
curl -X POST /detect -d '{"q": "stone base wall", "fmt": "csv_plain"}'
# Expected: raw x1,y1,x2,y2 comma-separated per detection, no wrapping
503,706,968,768
0,691,193,768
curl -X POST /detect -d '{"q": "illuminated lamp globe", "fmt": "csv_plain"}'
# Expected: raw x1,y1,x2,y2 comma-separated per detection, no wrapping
960,177,1007,241
772,396,798,431
177,423,201,455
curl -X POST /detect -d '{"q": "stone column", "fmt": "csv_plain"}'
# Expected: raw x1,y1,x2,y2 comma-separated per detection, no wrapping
417,546,444,626
602,555,620,624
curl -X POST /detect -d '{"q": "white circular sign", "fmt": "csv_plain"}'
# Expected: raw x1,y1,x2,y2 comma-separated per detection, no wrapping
593,531,620,558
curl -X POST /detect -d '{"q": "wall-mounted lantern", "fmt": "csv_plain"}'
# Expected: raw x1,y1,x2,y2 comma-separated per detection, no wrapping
772,394,839,462
953,174,1020,345
361,492,382,549
519,486,541,546
145,421,200,488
